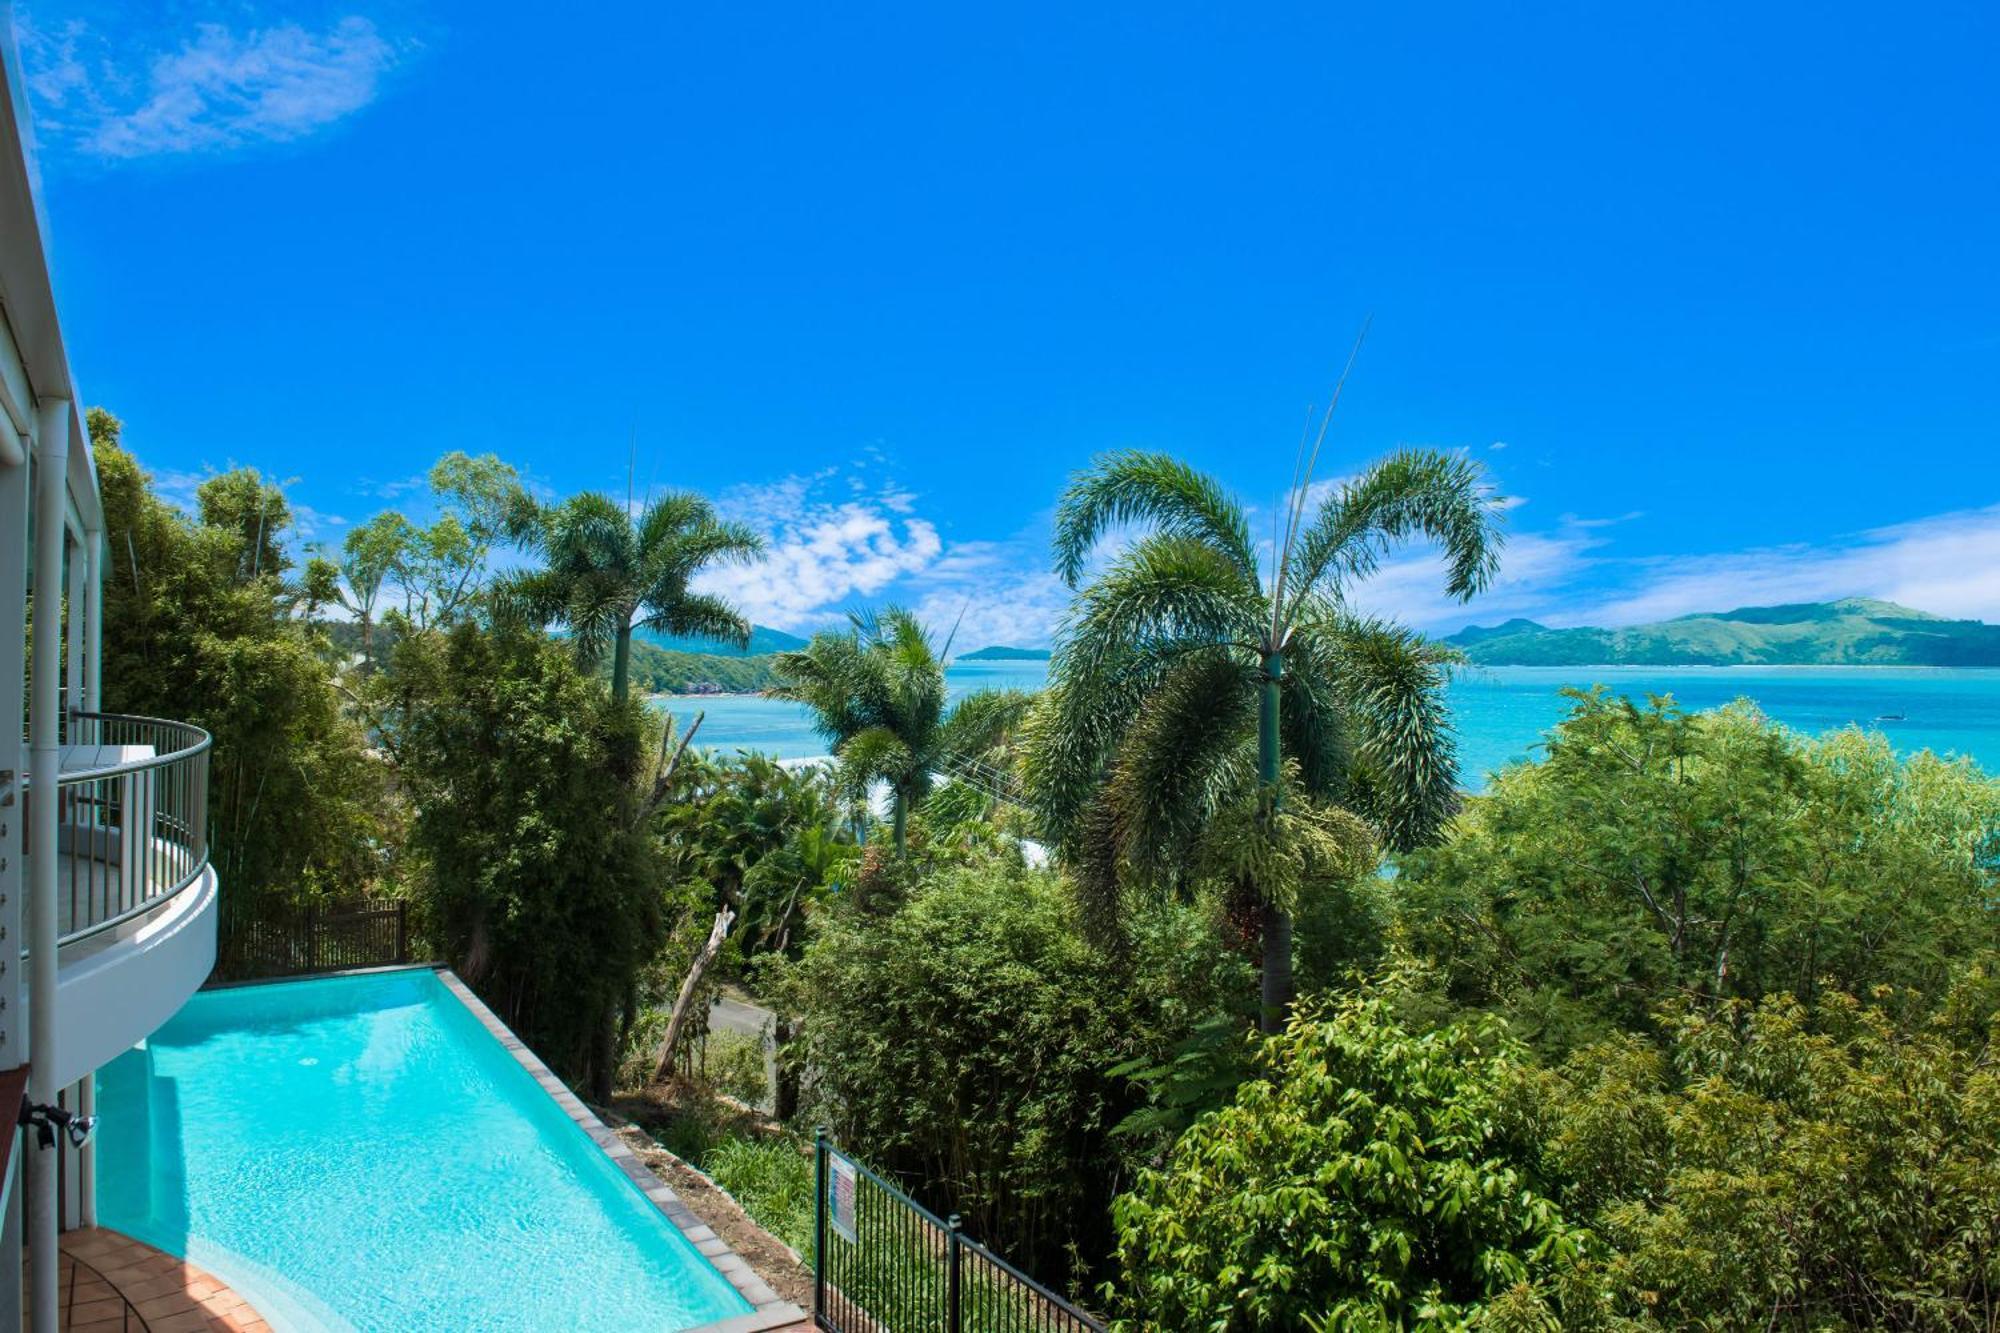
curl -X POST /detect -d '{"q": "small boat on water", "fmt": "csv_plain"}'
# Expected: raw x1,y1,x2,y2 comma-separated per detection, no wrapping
1875,712,1907,722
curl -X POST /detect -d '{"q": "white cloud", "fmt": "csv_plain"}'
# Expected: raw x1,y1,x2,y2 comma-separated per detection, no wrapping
914,569,1072,653
1572,504,2000,627
18,12,402,159
1352,524,1607,632
698,471,945,630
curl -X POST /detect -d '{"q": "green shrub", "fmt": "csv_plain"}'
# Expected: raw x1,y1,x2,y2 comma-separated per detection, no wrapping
702,1030,770,1107
706,1135,813,1254
1397,693,2000,1056
1110,988,1591,1331
770,857,1245,1281
1542,979,2000,1330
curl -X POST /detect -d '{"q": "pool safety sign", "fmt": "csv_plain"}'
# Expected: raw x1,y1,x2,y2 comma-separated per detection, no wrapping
827,1150,858,1243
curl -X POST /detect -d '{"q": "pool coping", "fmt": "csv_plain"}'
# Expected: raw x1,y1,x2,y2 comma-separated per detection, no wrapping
431,967,808,1333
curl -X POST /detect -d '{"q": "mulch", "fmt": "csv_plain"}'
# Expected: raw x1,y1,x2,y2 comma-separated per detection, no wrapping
602,1089,815,1312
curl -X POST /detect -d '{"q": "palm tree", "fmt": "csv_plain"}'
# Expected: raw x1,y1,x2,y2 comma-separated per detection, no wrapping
770,607,1029,853
1025,444,1503,1029
506,491,765,702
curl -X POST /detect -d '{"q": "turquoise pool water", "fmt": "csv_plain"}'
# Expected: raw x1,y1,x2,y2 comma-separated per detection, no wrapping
665,662,2000,784
98,969,752,1332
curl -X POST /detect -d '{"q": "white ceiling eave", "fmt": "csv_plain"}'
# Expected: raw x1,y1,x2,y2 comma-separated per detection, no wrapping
0,33,103,531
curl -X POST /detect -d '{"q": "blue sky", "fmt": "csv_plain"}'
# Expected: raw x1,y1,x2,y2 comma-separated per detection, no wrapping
12,0,1998,647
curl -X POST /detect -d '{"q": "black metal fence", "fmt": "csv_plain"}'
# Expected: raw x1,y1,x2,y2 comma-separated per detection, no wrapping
813,1131,1106,1333
215,900,410,980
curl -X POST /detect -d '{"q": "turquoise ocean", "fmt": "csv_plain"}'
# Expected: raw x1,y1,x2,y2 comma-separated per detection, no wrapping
663,661,2000,788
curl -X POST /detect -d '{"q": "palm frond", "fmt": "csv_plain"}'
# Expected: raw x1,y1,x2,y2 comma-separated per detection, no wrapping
835,725,919,798
1052,450,1261,589
643,592,753,650
936,688,1032,769
1058,535,1266,682
1023,635,1238,850
1283,448,1505,615
1318,612,1462,850
1103,652,1260,873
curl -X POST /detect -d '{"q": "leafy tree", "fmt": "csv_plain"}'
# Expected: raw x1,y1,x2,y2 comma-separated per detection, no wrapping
339,511,417,663
395,452,535,631
386,620,672,1100
195,466,291,582
504,489,764,702
1396,691,2000,1055
770,860,1246,1280
1538,979,2000,1330
1110,988,1592,1331
92,412,389,913
1027,448,1503,1027
770,607,1029,852
297,549,342,631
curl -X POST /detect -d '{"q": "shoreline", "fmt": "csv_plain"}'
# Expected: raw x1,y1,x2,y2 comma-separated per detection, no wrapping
1460,662,2000,672
649,689,769,702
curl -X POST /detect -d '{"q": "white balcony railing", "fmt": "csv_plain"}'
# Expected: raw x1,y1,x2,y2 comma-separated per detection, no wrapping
23,712,213,950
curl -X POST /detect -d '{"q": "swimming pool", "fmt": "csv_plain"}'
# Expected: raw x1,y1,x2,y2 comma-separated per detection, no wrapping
98,968,755,1331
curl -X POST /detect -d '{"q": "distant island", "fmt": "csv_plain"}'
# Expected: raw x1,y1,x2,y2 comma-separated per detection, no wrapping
958,645,1053,661
1446,598,2000,667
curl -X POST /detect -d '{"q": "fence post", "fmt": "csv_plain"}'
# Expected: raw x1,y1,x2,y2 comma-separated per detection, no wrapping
947,1213,963,1333
305,905,319,973
813,1126,827,1327
395,901,408,963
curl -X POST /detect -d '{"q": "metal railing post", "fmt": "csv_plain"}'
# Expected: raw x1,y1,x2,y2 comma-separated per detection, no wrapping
813,1126,828,1327
947,1213,963,1333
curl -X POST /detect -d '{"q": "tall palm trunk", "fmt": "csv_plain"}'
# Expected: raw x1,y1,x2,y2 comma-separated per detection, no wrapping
611,624,634,703
891,788,909,853
1259,647,1291,1032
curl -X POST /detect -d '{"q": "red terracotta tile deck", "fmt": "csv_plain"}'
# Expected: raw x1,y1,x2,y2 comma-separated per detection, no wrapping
37,1228,270,1333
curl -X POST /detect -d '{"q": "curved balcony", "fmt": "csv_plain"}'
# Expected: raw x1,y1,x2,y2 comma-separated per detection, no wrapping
25,711,218,1087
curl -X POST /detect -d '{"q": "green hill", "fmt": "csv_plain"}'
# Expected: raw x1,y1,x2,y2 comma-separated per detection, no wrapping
634,623,807,657
625,642,778,695
1446,598,2000,667
959,645,1052,661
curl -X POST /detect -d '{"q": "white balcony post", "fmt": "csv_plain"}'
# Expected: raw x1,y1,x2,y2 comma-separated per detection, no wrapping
0,426,26,1333
27,394,71,1333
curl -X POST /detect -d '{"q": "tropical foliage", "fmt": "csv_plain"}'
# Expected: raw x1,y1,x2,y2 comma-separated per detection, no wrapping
93,411,390,914
1111,989,1591,1331
768,861,1246,1279
383,620,668,1099
1026,447,1503,1025
503,489,764,701
770,606,1028,850
1396,691,2000,1055
93,411,2000,1332
1542,983,2000,1330
654,751,857,962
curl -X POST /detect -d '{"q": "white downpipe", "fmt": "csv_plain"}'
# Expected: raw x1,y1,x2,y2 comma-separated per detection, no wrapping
66,543,84,732
78,1075,96,1226
28,395,71,1333
80,524,101,1226
85,530,102,716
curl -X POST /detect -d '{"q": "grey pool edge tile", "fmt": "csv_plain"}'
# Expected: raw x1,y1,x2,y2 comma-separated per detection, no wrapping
680,1307,809,1333
434,968,802,1321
